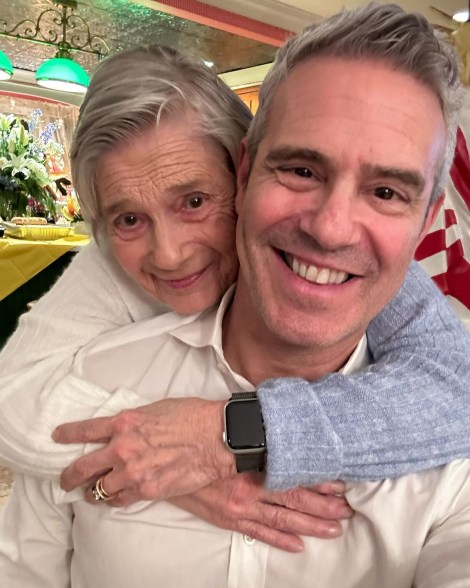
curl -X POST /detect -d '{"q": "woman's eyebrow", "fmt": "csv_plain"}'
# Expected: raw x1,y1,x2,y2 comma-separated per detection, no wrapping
102,198,135,216
165,179,203,195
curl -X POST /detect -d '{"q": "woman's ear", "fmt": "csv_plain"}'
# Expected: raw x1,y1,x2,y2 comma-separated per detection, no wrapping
235,138,250,215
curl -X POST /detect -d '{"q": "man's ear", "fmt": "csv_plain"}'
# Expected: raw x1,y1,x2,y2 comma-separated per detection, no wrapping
235,138,250,215
416,193,445,249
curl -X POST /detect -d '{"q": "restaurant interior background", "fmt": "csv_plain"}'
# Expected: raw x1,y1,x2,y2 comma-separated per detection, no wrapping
1,0,470,506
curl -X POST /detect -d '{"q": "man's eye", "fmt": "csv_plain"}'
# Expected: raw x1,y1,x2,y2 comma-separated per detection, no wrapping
290,167,312,178
374,187,396,200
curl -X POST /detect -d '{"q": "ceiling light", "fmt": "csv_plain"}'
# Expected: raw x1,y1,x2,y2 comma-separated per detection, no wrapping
0,50,13,80
0,0,108,93
36,47,90,94
453,10,470,23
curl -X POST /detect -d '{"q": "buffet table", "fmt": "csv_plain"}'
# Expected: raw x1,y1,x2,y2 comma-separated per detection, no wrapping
0,235,90,347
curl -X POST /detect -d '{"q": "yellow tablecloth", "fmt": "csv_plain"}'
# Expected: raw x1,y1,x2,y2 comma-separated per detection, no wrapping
0,235,90,300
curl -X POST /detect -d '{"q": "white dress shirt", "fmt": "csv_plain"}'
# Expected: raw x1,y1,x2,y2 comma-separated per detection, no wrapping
1,289,469,587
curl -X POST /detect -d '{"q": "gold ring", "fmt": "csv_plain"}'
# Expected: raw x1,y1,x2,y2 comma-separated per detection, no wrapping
91,476,116,502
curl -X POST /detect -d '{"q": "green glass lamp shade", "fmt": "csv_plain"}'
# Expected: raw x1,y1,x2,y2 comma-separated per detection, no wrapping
0,50,13,81
36,57,89,94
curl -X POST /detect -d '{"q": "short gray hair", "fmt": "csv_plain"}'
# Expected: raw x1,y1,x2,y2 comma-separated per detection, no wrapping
71,44,252,233
247,2,461,203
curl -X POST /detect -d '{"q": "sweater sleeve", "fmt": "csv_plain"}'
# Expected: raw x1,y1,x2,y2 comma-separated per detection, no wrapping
0,241,165,477
259,261,470,490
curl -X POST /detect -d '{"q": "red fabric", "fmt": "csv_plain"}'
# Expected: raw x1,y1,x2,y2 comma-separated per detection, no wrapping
414,127,470,312
450,128,470,210
429,241,470,309
415,229,446,261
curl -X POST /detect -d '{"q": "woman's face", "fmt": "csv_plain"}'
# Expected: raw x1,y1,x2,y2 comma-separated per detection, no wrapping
97,112,239,315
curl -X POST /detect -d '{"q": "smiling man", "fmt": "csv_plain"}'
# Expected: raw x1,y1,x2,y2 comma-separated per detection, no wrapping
229,55,445,377
1,3,469,587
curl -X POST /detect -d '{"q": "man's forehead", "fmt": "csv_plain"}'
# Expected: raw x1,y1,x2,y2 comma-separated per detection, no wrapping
269,55,440,111
260,55,446,166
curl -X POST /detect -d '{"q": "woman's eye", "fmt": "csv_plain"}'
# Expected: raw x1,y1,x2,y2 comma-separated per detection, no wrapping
117,214,140,226
183,194,207,210
187,195,204,209
112,213,148,240
374,187,396,201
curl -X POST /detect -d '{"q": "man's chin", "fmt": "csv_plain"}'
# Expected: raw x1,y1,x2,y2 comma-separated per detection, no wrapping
263,309,364,351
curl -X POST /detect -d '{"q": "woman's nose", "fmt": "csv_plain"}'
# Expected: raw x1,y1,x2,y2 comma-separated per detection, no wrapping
147,222,191,271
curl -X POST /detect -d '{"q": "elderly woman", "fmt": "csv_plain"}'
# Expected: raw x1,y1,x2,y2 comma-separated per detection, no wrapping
0,44,469,551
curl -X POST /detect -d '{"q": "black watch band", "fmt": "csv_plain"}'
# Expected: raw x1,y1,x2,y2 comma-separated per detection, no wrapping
231,391,258,400
233,450,266,473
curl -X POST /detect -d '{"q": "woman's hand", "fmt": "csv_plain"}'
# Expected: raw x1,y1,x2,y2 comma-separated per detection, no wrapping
54,398,235,500
169,474,353,553
53,399,353,553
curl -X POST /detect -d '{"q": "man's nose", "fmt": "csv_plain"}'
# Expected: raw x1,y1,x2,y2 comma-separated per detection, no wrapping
299,182,359,251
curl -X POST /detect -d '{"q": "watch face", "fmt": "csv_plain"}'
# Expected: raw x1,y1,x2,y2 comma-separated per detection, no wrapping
225,398,266,451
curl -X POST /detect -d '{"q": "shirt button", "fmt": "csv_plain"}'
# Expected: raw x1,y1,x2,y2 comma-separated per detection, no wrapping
243,535,256,545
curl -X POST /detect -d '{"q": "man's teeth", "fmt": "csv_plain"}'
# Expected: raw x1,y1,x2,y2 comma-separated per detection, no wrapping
291,257,348,284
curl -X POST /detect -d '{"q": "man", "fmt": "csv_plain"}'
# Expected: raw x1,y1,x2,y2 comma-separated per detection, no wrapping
1,3,469,586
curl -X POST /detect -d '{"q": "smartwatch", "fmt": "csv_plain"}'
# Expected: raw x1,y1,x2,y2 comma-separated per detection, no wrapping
223,391,266,472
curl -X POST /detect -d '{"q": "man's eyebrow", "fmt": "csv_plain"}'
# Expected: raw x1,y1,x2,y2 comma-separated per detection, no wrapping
364,165,425,193
265,148,426,193
265,146,328,166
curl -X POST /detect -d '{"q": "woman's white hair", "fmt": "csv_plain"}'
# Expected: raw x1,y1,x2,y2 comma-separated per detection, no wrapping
247,2,461,204
71,44,252,234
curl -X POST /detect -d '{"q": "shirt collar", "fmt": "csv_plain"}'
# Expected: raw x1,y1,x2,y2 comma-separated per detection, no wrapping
169,284,235,352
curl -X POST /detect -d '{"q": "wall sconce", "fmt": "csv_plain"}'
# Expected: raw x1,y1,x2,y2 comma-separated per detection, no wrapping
0,0,109,93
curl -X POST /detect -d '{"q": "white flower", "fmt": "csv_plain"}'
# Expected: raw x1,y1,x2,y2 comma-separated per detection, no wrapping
0,114,15,132
3,153,30,178
26,159,49,187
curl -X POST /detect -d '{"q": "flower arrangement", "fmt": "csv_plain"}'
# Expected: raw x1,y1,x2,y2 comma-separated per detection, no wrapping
0,110,63,221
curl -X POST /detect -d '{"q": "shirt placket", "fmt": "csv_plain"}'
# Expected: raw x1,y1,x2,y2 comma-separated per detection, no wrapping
227,532,269,588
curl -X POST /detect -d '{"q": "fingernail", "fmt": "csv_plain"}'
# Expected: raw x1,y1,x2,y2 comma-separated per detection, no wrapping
330,482,346,493
340,506,354,518
51,428,59,441
326,524,342,537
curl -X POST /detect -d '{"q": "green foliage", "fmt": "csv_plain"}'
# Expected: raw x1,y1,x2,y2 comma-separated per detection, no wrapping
0,114,57,221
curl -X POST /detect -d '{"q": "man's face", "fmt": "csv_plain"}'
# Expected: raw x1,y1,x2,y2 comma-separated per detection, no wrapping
235,56,445,353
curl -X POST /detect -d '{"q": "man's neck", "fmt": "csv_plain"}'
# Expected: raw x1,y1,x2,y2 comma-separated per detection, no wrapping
222,286,362,387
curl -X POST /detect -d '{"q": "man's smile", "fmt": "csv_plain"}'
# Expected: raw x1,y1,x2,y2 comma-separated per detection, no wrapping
277,251,356,285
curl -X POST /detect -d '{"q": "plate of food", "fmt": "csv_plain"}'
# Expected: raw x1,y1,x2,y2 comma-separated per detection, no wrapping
5,218,73,241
